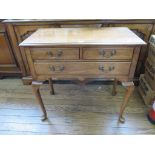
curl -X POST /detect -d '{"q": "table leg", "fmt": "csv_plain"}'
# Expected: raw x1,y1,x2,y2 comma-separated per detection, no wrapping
112,78,117,96
49,78,55,95
32,81,47,121
119,82,135,123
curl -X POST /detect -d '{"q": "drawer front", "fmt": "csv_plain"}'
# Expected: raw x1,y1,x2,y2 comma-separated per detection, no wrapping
34,62,131,75
82,48,134,60
31,48,79,60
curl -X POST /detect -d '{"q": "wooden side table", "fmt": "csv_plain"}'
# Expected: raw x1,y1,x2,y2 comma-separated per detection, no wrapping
20,27,146,123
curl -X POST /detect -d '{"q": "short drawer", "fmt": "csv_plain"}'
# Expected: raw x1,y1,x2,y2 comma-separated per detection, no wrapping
34,61,131,75
82,48,133,60
30,48,79,60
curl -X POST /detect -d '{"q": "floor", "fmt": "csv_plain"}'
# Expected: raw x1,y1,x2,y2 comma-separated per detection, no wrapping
0,79,154,135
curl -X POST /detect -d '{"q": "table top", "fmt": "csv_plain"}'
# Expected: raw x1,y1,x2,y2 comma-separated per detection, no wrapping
20,27,146,46
3,19,155,24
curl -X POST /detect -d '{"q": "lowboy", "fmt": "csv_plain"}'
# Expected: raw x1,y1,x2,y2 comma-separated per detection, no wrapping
20,27,146,123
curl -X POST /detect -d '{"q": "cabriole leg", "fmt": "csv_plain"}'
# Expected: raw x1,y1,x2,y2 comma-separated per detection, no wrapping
119,82,135,123
32,81,47,121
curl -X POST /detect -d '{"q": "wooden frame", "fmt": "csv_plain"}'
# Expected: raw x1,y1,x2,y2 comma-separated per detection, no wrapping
20,27,145,123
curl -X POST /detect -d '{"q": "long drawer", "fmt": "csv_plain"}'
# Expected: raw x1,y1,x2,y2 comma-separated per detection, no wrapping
30,48,80,60
82,48,133,60
34,61,131,75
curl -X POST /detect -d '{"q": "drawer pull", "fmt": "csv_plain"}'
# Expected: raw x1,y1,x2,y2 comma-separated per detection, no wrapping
47,50,63,58
49,65,65,72
99,49,116,58
109,66,115,71
56,50,63,57
47,51,53,57
98,65,115,72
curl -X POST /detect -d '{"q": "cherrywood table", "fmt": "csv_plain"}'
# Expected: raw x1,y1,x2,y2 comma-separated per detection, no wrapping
20,27,146,123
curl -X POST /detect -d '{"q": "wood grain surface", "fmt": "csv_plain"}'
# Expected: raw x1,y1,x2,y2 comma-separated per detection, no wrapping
20,27,146,46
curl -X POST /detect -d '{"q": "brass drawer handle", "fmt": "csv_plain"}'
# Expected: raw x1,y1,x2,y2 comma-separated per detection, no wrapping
47,50,63,58
98,65,115,72
99,49,116,58
49,65,65,72
56,50,63,57
47,51,53,57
